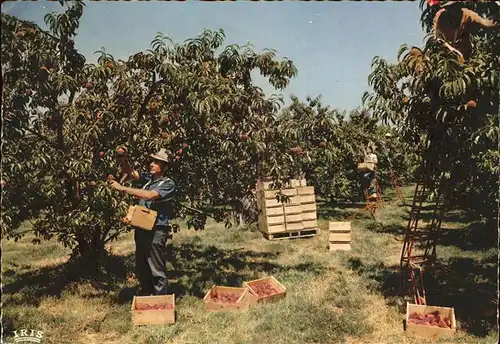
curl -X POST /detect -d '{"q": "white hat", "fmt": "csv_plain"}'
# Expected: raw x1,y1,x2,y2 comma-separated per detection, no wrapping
150,148,169,163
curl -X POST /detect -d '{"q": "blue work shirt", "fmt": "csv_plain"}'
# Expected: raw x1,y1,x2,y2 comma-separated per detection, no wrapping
135,173,176,228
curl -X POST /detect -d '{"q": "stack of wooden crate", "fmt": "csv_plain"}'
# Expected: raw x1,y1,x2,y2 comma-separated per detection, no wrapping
256,179,319,240
329,221,352,251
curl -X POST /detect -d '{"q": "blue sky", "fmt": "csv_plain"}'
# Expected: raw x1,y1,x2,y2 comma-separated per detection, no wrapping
2,0,426,111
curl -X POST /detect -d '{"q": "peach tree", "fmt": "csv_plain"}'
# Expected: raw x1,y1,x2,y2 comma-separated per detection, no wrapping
1,0,299,265
362,0,499,220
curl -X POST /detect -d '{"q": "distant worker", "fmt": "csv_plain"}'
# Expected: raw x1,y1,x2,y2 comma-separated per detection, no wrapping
430,0,498,62
362,148,378,200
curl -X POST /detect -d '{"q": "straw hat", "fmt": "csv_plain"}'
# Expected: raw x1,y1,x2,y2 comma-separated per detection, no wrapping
150,148,169,163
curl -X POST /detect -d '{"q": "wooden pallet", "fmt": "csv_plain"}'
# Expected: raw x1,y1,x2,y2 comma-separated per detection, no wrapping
262,228,319,240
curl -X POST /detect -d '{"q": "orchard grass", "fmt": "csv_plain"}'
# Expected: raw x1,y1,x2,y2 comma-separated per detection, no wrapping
2,186,497,344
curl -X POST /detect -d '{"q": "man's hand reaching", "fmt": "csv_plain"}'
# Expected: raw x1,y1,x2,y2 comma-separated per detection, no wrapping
108,180,124,192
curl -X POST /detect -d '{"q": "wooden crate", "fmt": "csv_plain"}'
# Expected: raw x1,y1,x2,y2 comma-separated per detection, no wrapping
301,202,317,213
285,213,303,223
405,303,457,339
286,222,304,231
203,286,256,311
329,221,351,251
284,204,302,214
302,211,317,220
297,186,315,195
298,194,316,204
262,188,297,199
257,179,318,239
131,294,175,326
302,219,317,229
258,215,285,234
243,276,287,303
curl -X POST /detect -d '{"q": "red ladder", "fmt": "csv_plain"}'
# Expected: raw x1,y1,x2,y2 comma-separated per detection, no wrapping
400,179,444,305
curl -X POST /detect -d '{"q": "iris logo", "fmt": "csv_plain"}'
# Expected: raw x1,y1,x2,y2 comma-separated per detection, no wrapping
11,329,44,343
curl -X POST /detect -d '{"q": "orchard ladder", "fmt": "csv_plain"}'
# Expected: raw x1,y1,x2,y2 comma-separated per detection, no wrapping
399,177,444,305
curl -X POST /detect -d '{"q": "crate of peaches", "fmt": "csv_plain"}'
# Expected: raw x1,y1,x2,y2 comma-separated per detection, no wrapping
131,294,175,326
243,276,286,303
405,303,456,338
203,285,257,311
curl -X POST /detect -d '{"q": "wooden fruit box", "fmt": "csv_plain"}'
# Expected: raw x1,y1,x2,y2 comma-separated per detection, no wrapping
131,294,175,326
358,162,375,172
329,221,351,251
289,179,306,187
243,276,286,303
203,285,256,311
262,188,297,199
405,303,456,339
297,186,315,195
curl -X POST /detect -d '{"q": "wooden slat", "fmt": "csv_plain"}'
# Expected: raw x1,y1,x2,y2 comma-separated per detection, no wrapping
262,188,297,199
283,196,300,205
301,203,317,212
261,198,284,208
298,194,316,204
329,233,351,242
329,221,351,231
265,223,287,233
329,243,351,251
266,215,285,225
284,205,302,214
263,228,319,240
297,186,315,195
301,211,317,220
285,214,302,223
263,206,284,216
286,222,304,231
302,219,317,229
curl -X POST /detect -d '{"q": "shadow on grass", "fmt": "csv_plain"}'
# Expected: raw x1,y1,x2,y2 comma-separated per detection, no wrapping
436,221,497,251
3,241,325,307
346,254,498,337
365,218,497,252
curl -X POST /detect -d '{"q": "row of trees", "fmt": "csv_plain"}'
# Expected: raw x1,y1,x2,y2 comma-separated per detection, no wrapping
3,0,496,266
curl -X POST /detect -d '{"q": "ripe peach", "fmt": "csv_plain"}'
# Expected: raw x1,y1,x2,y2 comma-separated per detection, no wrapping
116,147,127,155
466,100,477,108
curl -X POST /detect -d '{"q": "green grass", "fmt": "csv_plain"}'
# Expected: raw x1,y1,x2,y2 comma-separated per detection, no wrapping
2,185,498,344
